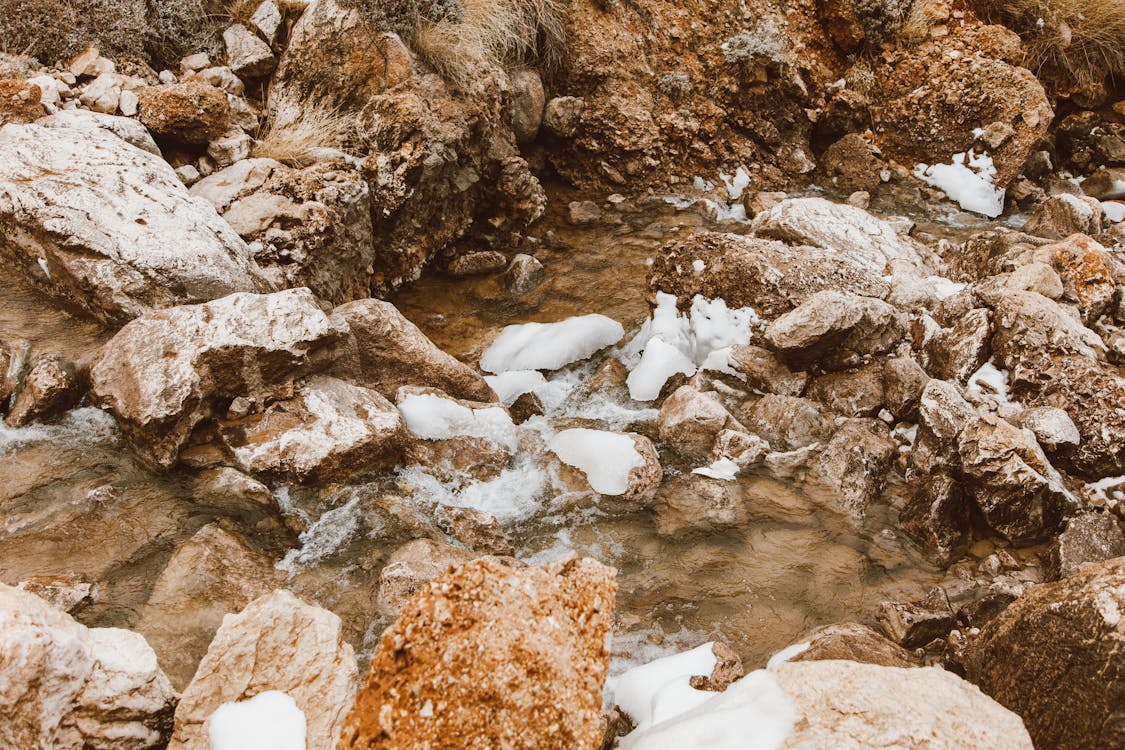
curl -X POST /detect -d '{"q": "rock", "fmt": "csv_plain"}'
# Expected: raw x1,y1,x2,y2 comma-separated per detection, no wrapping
376,538,477,616
191,466,281,519
330,298,494,402
763,444,820,480
0,78,43,124
963,557,1125,750
404,435,511,485
339,557,615,750
134,524,283,690
958,414,1077,544
985,289,1106,377
543,96,584,137
221,375,407,483
68,44,114,78
1016,406,1080,452
789,622,917,668
510,68,545,144
1024,194,1105,239
741,395,832,451
648,232,888,319
821,133,883,194
5,354,82,427
709,428,770,468
876,587,956,649
809,418,896,521
190,158,284,212
0,583,177,750
223,24,277,78
37,108,161,155
0,124,269,324
924,308,992,383
1040,234,1121,324
1081,166,1125,199
773,661,1033,749
1045,512,1125,581
1006,261,1063,298
137,81,231,144
688,642,745,692
882,356,929,420
751,197,930,276
764,290,905,371
806,364,884,417
448,250,508,276
910,379,979,476
622,433,664,501
568,199,603,225
503,253,546,295
900,473,972,566
13,574,94,615
509,390,544,422
78,72,124,114
434,505,514,556
90,288,347,467
207,128,253,167
728,344,807,397
653,475,749,535
168,590,357,750
249,0,283,44
657,385,739,458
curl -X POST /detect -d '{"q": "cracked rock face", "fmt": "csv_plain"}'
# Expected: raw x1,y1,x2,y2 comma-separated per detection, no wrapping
0,123,270,324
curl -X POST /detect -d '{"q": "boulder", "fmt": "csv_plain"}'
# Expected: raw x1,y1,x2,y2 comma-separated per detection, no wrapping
900,473,972,566
0,583,177,750
1023,194,1105,239
805,364,884,417
0,124,269,323
37,108,161,155
223,23,276,79
709,428,770,469
1045,513,1125,581
168,590,357,750
375,538,476,616
882,355,929,420
728,344,808,397
510,68,545,144
764,291,905,370
1040,234,1121,324
909,379,978,477
657,385,739,458
774,661,1033,749
963,557,1125,750
789,623,916,668
338,557,616,750
190,158,285,213
653,475,749,535
741,395,832,451
134,523,284,689
648,232,888,319
924,308,992,383
809,419,896,521
136,81,231,144
220,375,407,483
4,354,82,427
90,289,347,467
1016,405,1080,453
330,298,494,402
1006,261,1064,298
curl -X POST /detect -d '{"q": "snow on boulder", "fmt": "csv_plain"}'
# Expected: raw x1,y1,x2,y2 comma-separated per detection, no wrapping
397,388,518,451
206,691,307,750
550,427,662,499
480,314,624,373
914,151,1005,218
0,123,271,323
484,370,547,406
614,642,721,731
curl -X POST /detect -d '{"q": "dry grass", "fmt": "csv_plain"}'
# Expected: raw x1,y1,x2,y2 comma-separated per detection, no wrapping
410,0,566,86
974,0,1125,85
252,100,356,165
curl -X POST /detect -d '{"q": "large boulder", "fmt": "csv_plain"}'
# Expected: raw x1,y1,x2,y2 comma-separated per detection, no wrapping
963,557,1125,750
773,660,1033,749
0,124,269,323
809,419,897,521
764,290,905,370
657,385,741,458
338,557,616,749
90,289,348,467
0,583,178,750
168,590,357,750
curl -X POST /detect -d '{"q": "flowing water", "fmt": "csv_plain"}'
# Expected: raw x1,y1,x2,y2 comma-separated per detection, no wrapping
0,183,1014,683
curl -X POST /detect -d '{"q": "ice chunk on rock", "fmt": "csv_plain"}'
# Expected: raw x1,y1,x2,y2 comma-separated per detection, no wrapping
480,315,624,373
914,151,1005,218
398,391,518,451
550,427,656,496
207,691,307,750
614,642,720,731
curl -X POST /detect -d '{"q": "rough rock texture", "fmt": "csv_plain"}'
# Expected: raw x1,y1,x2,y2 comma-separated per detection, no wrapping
1024,195,1105,239
1045,513,1125,581
338,557,616,750
774,661,1033,749
0,78,42,124
963,557,1125,750
924,308,992,383
90,289,347,467
742,395,832,451
900,473,971,566
375,538,476,616
134,523,284,690
764,290,905,370
168,589,357,750
136,81,231,144
434,506,514,556
729,344,808,397
330,298,494,402
653,474,750,535
806,364,884,416
37,109,161,155
0,124,269,323
0,583,178,750
5,354,82,427
648,232,888,318
877,588,956,649
882,355,929,420
789,623,916,668
657,385,739,458
623,433,664,502
810,418,896,521
221,375,407,483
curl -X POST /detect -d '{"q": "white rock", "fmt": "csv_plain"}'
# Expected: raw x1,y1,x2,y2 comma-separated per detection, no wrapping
190,157,284,212
36,108,160,154
208,128,254,167
78,72,123,113
224,24,277,78
250,0,284,43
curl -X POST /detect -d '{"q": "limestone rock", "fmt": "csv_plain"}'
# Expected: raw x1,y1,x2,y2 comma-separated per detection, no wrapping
709,428,770,469
882,356,929,420
168,589,357,750
375,538,477,616
900,473,971,566
924,308,992,383
1045,512,1125,581
448,250,507,276
338,557,616,750
330,298,494,402
876,587,956,649
809,419,896,521
909,379,978,477
137,81,231,144
404,435,511,486
653,474,749,535
1024,194,1105,239
657,385,739,458
190,158,284,212
223,24,276,79
1040,233,1121,324
5,354,82,427
1006,261,1063,298
806,364,884,417
503,253,546,295
774,660,1033,749
434,505,514,556
789,623,917,668
37,108,161,155
510,68,545,144
0,124,269,323
764,291,905,371
741,395,832,451
963,557,1125,750
90,289,347,467
0,78,42,124
0,583,177,750
728,344,807,397
1016,406,1080,452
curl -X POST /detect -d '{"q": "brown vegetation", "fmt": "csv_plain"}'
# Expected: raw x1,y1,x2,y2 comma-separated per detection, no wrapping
251,99,355,165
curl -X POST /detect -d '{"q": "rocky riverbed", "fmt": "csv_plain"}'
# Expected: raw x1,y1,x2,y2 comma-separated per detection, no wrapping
1,0,1124,748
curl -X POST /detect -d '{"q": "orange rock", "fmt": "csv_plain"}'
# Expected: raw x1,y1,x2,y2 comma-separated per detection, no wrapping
137,81,231,143
0,79,42,125
338,557,617,750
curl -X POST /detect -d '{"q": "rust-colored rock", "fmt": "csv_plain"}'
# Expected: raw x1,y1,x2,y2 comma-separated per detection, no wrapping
338,557,616,750
0,78,42,124
137,81,231,144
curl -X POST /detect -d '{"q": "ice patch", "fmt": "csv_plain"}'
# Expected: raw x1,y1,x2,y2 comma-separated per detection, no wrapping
484,370,547,406
692,259,706,274
397,392,517,451
481,315,624,374
914,151,1005,218
765,642,810,669
720,166,751,201
550,428,643,496
692,458,740,481
1094,588,1123,627
614,643,719,731
207,691,306,750
1102,201,1125,223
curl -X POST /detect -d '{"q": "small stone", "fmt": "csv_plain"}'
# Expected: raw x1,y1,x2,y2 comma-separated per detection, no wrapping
180,53,211,73
543,96,584,137
78,72,122,114
876,587,956,648
1007,261,1063,298
502,253,546,295
882,356,929,420
1016,406,1080,452
68,44,114,78
510,68,545,144
249,0,283,44
207,128,253,167
175,164,202,185
137,81,232,144
448,251,508,276
688,642,744,691
376,538,476,616
658,385,739,458
5,355,82,427
790,622,917,668
435,506,514,556
1045,512,1125,581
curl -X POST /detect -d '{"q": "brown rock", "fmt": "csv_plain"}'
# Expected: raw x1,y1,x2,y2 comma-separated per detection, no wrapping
764,290,905,371
137,81,231,144
338,557,616,750
0,78,42,125
900,473,971,566
503,253,546,295
1045,512,1125,581
822,133,883,194
404,436,511,486
1024,195,1105,240
687,642,744,691
653,474,748,535
963,557,1125,750
728,344,807,396
740,395,832,451
876,587,956,649
434,505,514,556
790,622,917,668
568,200,603,225
1043,234,1121,324
882,355,929,420
4,354,82,427
924,308,992,383
375,538,477,617
806,363,884,417
809,418,896,521
657,385,739,458
448,251,508,276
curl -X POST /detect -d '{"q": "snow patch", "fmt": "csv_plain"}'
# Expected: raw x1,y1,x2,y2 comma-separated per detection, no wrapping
397,392,517,451
207,691,306,750
614,643,719,731
692,458,740,481
1102,201,1125,223
967,361,1010,403
1094,588,1123,627
550,428,643,496
914,151,1005,218
925,276,966,300
483,370,546,406
765,642,810,669
480,315,624,374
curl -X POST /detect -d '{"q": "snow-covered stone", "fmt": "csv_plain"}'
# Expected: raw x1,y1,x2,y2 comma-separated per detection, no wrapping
551,427,662,499
397,388,517,451
481,315,624,373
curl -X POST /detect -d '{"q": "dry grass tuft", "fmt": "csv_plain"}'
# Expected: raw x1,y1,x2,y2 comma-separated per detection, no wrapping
975,0,1125,85
410,0,566,86
252,100,356,165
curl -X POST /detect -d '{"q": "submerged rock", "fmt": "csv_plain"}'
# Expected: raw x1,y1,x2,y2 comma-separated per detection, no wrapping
0,583,177,750
0,124,269,323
